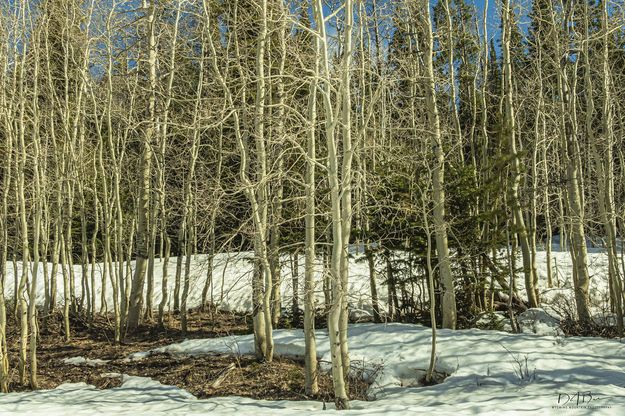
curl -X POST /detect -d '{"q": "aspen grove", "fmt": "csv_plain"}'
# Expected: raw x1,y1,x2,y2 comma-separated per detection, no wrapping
1,0,625,412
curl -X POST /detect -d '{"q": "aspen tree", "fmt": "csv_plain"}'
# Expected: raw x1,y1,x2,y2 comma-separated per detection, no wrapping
42,15,62,322
98,1,124,341
41,162,51,319
155,0,182,323
592,0,622,333
201,0,274,361
442,0,463,161
551,0,591,322
87,86,104,286
200,112,225,311
304,22,319,395
312,0,353,407
121,72,142,333
75,0,95,319
501,0,539,308
181,27,205,333
419,0,457,329
358,0,380,323
338,0,354,384
128,0,158,330
61,4,79,317
48,0,85,339
252,0,275,361
535,32,554,289
0,7,11,391
269,0,287,327
421,186,437,384
28,20,44,389
15,0,30,383
479,0,494,303
89,164,99,321
173,229,184,312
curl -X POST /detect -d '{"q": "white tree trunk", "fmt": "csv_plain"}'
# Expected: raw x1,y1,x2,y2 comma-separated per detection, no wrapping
420,0,457,329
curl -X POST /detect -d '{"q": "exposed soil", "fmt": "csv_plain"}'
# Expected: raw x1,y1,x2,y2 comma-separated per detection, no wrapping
4,307,371,402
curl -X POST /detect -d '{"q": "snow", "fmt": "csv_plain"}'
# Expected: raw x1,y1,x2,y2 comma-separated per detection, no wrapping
517,308,562,336
4,323,625,414
2,248,614,322
62,356,110,367
3,249,401,323
473,308,563,335
1,247,624,414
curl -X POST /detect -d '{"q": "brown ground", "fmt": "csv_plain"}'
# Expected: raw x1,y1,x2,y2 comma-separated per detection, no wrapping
4,307,371,402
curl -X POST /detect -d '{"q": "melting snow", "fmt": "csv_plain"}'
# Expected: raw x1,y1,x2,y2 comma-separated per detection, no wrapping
62,356,110,367
1,248,623,414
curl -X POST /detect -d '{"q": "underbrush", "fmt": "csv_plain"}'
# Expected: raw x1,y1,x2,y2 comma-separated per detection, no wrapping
550,293,622,338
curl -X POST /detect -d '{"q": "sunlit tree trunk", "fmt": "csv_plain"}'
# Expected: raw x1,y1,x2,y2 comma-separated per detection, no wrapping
551,1,591,322
304,30,319,395
419,0,457,329
313,0,353,407
501,0,538,309
128,0,157,330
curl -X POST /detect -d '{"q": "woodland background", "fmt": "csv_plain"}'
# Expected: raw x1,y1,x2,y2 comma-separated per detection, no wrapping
0,0,624,409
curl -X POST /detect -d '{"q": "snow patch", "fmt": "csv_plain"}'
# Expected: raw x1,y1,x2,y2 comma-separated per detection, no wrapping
5,323,625,414
517,308,562,336
62,356,110,367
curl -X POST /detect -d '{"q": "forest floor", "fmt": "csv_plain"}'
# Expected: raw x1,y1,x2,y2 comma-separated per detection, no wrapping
2,248,625,415
4,317,625,415
4,308,370,402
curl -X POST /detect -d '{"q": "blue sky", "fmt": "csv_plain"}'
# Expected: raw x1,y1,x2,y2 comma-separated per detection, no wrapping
462,0,501,40
473,0,498,21
450,0,503,46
